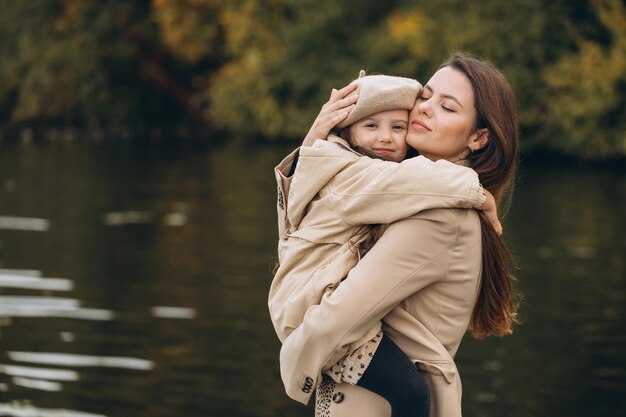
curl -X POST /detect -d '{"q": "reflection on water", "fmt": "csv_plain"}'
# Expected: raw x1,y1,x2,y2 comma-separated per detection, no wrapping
0,217,50,232
8,352,154,370
1,364,79,381
0,291,113,321
102,212,155,226
150,307,196,319
1,402,106,417
0,273,73,292
0,139,624,417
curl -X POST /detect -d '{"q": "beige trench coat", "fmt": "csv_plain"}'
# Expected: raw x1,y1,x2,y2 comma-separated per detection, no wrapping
280,207,483,417
269,136,484,354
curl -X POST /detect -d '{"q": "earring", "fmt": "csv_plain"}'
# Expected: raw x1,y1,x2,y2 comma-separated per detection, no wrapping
467,146,475,154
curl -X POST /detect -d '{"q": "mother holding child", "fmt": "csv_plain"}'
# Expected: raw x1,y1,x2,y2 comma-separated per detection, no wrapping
269,52,520,417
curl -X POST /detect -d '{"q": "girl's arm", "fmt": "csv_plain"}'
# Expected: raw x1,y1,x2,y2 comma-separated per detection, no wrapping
301,83,358,147
274,83,358,236
278,146,501,236
476,190,502,234
303,152,485,222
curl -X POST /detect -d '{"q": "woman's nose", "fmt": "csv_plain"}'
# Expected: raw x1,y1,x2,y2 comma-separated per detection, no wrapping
414,99,432,117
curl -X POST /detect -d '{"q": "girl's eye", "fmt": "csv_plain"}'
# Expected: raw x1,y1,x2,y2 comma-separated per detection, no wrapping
365,123,377,128
442,106,455,112
418,96,431,101
393,125,407,130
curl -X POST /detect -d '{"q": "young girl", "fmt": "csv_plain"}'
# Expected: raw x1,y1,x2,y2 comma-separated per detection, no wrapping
269,72,498,417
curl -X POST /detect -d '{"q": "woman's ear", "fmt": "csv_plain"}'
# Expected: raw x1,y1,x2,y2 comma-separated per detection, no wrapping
469,128,489,151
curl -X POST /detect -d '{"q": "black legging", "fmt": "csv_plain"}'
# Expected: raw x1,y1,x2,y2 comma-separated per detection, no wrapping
357,334,430,417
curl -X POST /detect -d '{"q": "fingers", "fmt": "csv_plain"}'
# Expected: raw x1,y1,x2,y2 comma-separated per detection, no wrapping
492,220,503,235
312,82,358,139
322,94,358,114
303,102,356,146
317,104,355,128
331,104,355,123
328,82,358,102
323,110,351,129
336,82,358,97
334,94,359,109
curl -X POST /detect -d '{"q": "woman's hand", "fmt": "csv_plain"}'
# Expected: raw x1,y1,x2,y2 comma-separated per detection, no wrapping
301,83,359,147
477,190,503,235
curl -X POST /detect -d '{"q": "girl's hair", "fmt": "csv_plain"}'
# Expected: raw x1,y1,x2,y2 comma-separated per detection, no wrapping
335,126,352,144
441,52,520,338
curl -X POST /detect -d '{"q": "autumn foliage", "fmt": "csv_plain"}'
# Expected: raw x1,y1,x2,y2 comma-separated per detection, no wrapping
1,0,624,157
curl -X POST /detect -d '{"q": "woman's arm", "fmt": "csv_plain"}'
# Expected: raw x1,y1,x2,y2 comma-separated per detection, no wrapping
279,209,461,404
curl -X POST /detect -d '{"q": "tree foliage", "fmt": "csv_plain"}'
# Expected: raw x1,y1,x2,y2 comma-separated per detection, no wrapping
0,0,624,158
541,0,626,157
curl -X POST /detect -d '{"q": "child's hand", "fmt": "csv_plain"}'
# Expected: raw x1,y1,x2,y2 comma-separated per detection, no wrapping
302,83,359,147
477,189,502,235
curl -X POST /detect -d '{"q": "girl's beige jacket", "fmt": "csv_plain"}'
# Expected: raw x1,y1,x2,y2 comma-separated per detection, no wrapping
269,136,482,346
271,136,484,417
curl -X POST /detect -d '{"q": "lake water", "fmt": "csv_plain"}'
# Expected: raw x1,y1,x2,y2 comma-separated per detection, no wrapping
0,138,624,417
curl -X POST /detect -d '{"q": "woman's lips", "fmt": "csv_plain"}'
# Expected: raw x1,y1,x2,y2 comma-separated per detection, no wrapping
411,120,431,131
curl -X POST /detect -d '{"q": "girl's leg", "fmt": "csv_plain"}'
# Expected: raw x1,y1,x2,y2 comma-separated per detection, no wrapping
357,334,430,417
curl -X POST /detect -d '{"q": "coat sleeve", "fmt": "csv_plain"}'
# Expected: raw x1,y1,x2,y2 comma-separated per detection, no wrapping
274,147,300,239
327,156,484,226
279,209,461,404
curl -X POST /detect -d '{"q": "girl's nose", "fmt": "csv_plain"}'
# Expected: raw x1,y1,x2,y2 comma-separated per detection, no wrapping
379,127,393,142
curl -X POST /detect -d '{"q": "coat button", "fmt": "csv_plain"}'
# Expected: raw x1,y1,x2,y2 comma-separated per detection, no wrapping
301,376,314,393
332,392,345,403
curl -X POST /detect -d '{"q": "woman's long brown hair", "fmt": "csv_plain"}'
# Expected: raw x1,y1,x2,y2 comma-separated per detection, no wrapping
442,53,521,338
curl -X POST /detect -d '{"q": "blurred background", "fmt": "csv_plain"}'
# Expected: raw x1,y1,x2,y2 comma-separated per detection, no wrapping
0,0,624,416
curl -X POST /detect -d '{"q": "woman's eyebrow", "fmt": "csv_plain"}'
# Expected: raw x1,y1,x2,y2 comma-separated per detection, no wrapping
423,85,464,109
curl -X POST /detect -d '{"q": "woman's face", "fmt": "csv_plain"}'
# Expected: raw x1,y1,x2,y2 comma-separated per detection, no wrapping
406,66,485,162
349,109,409,162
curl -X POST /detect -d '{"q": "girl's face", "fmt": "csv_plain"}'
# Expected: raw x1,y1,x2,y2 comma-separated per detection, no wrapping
406,66,487,162
349,109,409,162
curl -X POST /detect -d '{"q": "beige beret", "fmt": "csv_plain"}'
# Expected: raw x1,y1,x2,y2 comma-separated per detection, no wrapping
336,71,422,128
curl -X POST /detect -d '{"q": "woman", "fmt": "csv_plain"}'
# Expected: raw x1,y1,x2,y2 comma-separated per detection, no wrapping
279,52,520,417
271,73,499,417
